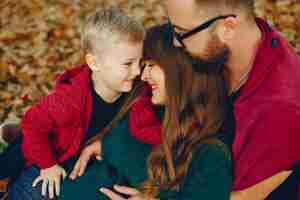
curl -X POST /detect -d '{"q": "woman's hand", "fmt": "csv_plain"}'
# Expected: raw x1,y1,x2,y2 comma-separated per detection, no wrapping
32,164,67,199
100,185,156,200
69,139,102,180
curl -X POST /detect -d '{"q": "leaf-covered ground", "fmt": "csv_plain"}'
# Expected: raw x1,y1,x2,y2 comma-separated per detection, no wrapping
0,0,299,122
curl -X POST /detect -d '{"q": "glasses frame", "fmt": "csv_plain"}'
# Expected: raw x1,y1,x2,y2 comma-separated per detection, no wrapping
169,14,236,47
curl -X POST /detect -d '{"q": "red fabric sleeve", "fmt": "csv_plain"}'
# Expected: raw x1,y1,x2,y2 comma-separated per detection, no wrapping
21,91,76,169
232,104,300,190
129,85,162,145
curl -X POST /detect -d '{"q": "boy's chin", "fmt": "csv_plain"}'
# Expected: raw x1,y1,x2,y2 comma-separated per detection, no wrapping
151,96,164,106
119,85,133,93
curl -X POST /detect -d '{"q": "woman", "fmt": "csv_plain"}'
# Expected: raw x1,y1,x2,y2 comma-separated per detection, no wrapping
60,24,232,200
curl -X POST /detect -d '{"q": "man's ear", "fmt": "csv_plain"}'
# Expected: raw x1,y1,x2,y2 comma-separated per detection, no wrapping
85,53,99,71
216,16,240,43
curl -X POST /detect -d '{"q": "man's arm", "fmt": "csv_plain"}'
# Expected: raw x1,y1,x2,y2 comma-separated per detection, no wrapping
231,170,292,200
233,104,300,191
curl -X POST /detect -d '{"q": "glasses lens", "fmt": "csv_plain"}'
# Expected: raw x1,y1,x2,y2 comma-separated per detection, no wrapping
167,22,186,47
175,33,185,47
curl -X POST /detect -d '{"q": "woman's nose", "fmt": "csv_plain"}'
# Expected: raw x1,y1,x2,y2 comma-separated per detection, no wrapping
141,67,149,82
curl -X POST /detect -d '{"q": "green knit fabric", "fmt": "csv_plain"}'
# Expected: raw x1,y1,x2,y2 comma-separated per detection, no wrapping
60,115,232,200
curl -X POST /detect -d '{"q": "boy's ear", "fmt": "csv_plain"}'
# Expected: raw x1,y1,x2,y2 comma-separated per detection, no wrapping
85,53,99,71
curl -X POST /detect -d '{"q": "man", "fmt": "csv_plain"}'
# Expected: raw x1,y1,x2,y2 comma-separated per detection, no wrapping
165,0,300,199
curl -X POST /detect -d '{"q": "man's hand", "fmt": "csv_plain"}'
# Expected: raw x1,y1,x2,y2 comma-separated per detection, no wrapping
69,139,102,180
32,164,66,199
100,185,157,200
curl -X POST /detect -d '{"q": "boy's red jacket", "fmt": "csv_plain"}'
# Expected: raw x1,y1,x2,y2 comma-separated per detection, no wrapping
21,65,93,169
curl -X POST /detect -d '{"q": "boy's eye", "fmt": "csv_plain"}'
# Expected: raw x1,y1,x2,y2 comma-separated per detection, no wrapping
124,62,132,66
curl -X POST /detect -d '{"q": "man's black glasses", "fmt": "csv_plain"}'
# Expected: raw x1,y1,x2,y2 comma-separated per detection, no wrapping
169,14,236,47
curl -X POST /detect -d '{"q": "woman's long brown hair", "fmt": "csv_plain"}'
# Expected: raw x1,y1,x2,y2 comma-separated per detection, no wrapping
140,25,228,197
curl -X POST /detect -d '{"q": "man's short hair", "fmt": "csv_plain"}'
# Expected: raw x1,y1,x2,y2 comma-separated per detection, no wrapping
195,0,255,16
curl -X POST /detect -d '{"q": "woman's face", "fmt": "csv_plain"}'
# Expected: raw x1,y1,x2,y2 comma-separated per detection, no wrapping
141,61,166,105
90,41,143,93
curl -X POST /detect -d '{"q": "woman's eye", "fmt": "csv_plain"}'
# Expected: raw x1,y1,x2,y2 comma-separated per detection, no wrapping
146,63,154,68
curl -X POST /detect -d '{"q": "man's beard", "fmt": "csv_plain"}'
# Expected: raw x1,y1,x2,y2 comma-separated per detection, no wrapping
186,35,229,74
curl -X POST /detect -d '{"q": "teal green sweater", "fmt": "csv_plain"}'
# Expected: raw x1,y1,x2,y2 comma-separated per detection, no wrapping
60,116,232,200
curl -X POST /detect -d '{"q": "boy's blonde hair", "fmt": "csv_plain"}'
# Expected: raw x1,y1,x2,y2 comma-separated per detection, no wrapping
81,7,145,55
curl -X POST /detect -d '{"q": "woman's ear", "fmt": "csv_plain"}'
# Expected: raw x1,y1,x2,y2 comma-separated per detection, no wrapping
85,53,99,71
216,16,240,43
